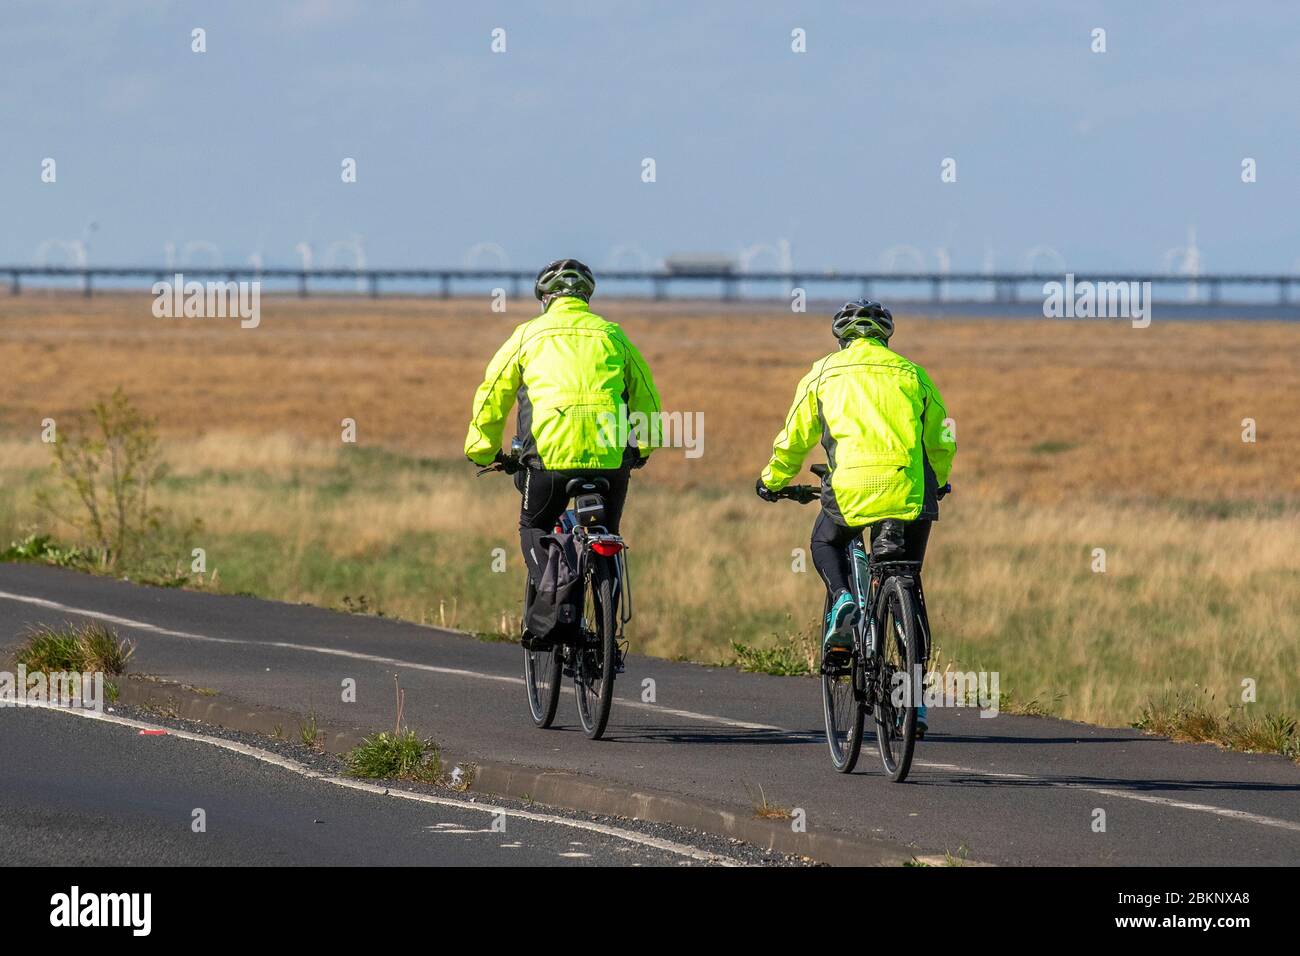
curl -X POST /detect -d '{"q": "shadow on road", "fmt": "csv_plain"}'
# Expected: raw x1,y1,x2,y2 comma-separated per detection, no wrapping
924,733,1157,746
554,724,825,745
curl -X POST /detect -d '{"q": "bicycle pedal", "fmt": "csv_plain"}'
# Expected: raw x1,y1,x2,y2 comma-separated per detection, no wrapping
821,649,853,669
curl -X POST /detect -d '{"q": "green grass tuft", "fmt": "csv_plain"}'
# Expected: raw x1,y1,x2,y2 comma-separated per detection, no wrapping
300,715,322,749
344,729,441,782
14,621,134,675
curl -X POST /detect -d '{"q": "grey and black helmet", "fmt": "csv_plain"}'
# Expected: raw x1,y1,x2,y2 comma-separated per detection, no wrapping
534,258,595,304
832,299,894,344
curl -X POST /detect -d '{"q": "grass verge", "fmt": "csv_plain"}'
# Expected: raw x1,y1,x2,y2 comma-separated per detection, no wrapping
731,628,817,677
1135,688,1300,763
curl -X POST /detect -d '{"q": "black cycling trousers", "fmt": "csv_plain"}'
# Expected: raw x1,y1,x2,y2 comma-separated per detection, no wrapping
811,511,931,595
514,464,630,550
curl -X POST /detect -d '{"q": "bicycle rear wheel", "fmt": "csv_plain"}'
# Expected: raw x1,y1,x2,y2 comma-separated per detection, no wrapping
872,575,921,782
523,576,562,728
820,593,865,772
574,558,617,739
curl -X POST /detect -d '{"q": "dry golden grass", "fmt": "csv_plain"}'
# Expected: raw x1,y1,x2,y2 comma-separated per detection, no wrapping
2,293,1297,727
2,293,1296,502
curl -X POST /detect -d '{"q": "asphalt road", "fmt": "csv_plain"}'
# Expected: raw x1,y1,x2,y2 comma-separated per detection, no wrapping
0,704,742,866
2,563,1298,865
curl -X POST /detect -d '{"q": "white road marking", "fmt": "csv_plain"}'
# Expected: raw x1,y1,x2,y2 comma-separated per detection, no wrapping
916,761,1300,834
0,590,778,731
2,587,1297,837
12,700,741,866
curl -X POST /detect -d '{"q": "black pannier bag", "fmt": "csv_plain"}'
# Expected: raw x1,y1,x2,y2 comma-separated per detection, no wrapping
521,529,584,641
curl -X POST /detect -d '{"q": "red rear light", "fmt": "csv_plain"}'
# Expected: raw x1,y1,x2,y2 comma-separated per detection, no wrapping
591,540,624,557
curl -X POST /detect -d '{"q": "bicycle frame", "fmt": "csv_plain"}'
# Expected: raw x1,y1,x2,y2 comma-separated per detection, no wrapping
838,537,931,693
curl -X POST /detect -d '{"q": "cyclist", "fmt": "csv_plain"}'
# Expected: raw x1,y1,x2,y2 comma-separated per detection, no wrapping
756,300,955,733
465,258,662,615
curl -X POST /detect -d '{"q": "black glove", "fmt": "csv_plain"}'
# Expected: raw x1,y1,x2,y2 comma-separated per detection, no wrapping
495,451,521,475
631,454,649,470
755,478,779,503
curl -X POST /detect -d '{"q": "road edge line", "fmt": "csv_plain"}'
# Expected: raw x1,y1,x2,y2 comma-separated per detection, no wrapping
112,675,924,867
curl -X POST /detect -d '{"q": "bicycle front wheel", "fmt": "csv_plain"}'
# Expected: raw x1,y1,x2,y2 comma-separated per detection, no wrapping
574,558,617,740
820,594,864,772
872,575,921,782
523,576,562,728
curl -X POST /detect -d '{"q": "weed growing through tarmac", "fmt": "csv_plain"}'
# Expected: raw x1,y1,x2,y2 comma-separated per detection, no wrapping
344,730,442,782
299,714,322,750
15,621,134,675
343,674,442,781
748,783,793,821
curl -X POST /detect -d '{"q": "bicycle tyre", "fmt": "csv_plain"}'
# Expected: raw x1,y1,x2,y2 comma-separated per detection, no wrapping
873,575,921,782
523,576,563,728
575,558,617,739
820,592,865,772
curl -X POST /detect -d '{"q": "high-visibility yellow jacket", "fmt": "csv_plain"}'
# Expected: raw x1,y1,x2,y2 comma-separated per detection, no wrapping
761,337,955,526
465,297,662,471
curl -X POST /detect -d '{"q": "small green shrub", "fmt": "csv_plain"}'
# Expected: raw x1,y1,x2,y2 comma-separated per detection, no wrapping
35,388,166,567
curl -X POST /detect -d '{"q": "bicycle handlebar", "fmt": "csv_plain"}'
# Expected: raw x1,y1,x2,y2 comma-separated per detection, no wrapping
771,481,952,505
475,454,521,477
772,485,819,504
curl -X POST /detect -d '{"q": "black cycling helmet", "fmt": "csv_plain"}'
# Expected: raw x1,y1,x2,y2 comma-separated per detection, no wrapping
832,299,894,344
534,258,595,304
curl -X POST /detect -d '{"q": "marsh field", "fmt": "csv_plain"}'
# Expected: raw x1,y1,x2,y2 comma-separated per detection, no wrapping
1,293,1297,728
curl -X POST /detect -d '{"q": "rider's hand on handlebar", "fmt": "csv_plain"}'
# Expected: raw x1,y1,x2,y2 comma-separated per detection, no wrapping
494,451,522,475
755,477,779,503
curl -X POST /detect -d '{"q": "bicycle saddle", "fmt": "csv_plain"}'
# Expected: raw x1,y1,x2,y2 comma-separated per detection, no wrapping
565,477,609,497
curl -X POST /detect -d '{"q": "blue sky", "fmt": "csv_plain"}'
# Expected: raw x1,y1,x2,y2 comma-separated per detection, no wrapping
3,0,1299,274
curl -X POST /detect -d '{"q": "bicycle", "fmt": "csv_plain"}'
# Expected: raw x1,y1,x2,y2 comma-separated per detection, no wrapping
478,453,632,740
771,464,948,782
